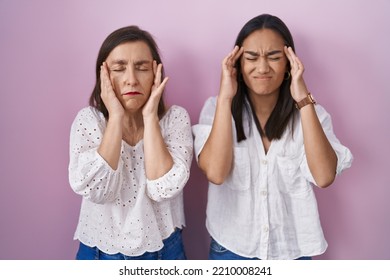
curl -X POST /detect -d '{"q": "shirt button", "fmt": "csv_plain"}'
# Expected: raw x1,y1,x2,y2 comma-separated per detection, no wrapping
261,160,268,165
263,226,269,232
261,191,268,197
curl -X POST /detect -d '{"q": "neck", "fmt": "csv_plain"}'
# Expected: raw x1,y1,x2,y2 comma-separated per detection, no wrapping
123,110,143,128
122,112,144,145
249,91,279,118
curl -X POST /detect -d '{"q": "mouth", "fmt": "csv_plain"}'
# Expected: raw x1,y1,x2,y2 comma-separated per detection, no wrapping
122,91,142,96
254,76,272,80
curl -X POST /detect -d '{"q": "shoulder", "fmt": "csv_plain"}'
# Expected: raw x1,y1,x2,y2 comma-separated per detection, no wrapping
161,105,191,126
72,106,105,127
197,96,218,123
166,105,190,116
203,96,217,109
199,96,217,116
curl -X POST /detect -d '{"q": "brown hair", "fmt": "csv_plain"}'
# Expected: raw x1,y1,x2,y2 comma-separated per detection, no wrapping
89,26,166,120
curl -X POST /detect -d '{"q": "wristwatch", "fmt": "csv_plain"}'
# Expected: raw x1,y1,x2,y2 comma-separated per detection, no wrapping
295,93,316,110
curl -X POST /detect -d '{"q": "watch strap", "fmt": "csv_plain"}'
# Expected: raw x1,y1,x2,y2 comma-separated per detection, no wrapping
295,93,316,110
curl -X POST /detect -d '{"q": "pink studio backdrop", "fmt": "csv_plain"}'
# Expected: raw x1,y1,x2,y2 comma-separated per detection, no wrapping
0,0,389,260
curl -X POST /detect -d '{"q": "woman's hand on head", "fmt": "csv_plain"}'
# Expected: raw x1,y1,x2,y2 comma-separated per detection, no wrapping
142,61,168,120
100,62,125,119
219,46,244,100
284,46,310,102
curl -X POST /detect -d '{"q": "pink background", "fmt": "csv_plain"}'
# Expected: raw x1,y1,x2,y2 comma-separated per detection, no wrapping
0,0,389,260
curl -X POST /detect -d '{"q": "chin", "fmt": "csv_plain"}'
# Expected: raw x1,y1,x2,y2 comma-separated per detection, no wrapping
250,90,274,97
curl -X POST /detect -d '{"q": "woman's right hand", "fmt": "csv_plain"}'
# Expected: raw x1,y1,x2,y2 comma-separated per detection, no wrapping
219,46,244,100
100,62,125,119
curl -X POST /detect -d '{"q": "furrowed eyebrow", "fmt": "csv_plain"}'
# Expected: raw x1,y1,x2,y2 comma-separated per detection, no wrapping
266,50,283,56
110,59,127,66
244,50,283,56
109,59,151,67
244,51,259,56
134,60,151,66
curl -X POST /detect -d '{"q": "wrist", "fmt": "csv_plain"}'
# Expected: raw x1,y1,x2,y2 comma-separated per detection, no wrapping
143,114,159,124
217,95,234,106
295,92,316,110
108,113,123,122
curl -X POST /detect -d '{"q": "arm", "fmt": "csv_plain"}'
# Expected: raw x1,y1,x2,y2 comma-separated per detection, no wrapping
198,46,244,185
68,107,122,203
300,104,338,187
97,62,124,170
142,61,172,180
285,46,337,188
145,107,193,202
68,62,124,203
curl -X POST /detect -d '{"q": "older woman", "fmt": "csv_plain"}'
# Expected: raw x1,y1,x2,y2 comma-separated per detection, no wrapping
69,26,193,260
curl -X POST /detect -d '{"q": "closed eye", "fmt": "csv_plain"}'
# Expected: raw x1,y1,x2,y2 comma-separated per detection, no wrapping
111,67,125,72
135,60,152,71
244,56,257,61
136,66,150,71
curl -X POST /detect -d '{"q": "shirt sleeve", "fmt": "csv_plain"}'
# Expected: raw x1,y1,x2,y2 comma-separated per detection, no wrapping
68,107,123,204
300,105,353,185
192,96,216,161
145,106,194,202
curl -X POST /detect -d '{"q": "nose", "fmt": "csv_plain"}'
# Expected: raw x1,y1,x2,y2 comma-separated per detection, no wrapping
124,67,138,86
256,57,270,74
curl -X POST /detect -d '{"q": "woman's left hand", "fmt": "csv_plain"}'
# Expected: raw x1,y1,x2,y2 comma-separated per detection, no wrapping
142,61,169,119
284,46,310,102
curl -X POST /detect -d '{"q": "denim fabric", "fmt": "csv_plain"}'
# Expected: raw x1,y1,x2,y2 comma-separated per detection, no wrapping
76,229,186,260
208,238,312,260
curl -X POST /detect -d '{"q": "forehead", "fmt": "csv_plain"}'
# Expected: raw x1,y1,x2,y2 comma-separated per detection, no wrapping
242,29,285,51
107,41,153,62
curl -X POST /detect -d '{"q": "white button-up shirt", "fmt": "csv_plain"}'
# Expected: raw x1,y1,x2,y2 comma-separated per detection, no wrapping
69,105,193,256
193,96,353,260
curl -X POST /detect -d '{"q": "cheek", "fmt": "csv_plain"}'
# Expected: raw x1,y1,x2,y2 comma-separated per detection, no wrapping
141,74,154,91
241,62,255,80
275,65,287,80
110,76,121,95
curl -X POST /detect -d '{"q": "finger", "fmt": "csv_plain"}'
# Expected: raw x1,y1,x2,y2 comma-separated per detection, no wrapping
150,76,169,101
284,46,292,62
222,47,236,66
287,47,303,68
101,62,115,95
154,62,163,87
223,46,243,69
225,46,239,61
293,55,304,71
155,76,169,94
228,46,242,63
103,65,111,88
284,46,298,69
159,76,169,90
232,46,244,63
100,63,108,91
102,62,112,81
289,49,304,72
152,60,157,76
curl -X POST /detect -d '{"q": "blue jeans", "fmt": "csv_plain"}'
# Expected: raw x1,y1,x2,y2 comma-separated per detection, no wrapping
76,229,186,260
209,238,312,260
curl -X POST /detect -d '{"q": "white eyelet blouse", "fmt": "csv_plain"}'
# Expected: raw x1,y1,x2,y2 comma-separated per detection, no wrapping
68,105,193,256
192,96,353,260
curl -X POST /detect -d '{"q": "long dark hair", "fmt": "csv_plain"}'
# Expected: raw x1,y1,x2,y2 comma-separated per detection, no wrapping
232,14,296,142
89,26,166,120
